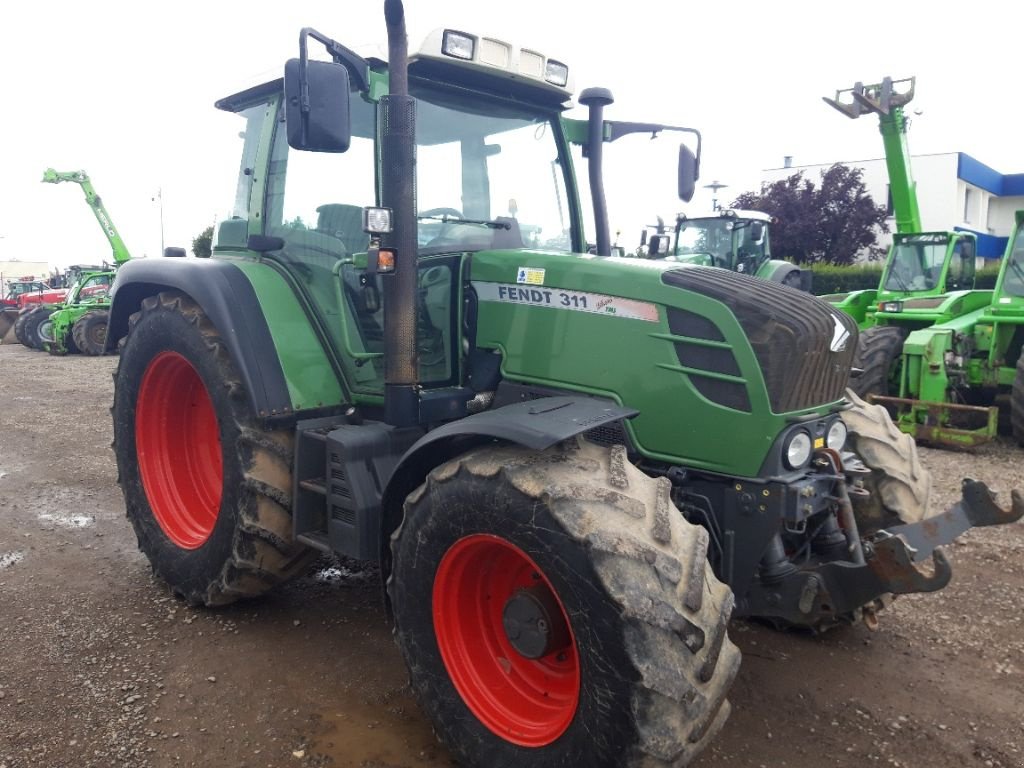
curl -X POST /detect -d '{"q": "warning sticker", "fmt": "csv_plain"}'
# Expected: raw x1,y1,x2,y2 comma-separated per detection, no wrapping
516,267,546,285
473,281,659,323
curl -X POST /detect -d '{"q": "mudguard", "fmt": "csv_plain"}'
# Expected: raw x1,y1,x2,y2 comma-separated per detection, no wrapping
106,258,292,420
377,395,638,586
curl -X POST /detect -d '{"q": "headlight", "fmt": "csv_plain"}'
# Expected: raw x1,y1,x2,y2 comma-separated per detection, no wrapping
826,419,848,451
784,431,813,469
442,30,476,60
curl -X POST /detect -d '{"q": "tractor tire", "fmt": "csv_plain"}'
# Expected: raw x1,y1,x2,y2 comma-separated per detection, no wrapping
850,325,906,400
781,269,802,289
1012,355,1024,447
21,307,54,351
843,389,933,533
73,310,110,356
13,308,36,346
112,291,315,606
389,439,740,768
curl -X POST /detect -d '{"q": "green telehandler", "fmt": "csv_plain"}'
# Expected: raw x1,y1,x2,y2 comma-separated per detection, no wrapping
884,211,1024,445
34,169,133,355
820,78,995,443
105,6,1021,766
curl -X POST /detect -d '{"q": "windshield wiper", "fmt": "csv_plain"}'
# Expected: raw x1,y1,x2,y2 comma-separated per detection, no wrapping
887,268,910,292
417,214,511,230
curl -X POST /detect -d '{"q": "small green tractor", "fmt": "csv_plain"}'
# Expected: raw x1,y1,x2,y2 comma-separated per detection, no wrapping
31,169,133,355
105,6,1021,766
652,208,809,289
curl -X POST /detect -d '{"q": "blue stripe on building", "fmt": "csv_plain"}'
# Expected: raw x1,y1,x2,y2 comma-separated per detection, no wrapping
957,153,1024,196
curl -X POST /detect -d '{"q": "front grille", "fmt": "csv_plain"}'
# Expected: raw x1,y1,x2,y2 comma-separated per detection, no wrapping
662,268,857,412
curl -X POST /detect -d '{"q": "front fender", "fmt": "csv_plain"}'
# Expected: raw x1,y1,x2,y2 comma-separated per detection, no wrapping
107,258,293,419
377,395,638,600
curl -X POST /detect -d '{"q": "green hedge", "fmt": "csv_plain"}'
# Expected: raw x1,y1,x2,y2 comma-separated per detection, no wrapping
803,263,1003,296
808,265,881,295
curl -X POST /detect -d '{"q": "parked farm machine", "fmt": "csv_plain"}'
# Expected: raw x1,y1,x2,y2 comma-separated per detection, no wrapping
16,169,133,354
822,77,1021,446
105,8,1022,767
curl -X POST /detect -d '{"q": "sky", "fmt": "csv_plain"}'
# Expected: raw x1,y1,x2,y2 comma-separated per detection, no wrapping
0,0,1019,270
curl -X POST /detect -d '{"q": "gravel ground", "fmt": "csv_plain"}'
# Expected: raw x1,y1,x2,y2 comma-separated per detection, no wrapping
0,343,1021,768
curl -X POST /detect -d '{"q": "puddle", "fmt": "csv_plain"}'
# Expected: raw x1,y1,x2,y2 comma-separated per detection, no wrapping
38,512,95,529
313,691,450,768
0,551,24,569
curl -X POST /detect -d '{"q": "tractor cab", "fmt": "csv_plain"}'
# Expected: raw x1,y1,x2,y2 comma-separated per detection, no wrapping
668,209,771,273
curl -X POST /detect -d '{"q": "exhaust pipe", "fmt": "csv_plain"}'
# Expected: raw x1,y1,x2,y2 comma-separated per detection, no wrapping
579,87,614,257
381,0,419,426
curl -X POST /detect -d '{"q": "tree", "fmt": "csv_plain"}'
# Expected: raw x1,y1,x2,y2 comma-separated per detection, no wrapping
192,225,214,258
732,164,889,265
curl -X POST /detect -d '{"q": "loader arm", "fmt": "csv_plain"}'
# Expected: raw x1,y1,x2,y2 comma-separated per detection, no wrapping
42,169,132,265
823,77,922,235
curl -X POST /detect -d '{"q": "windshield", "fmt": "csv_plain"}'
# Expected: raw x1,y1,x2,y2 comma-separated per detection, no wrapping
413,83,572,254
1004,224,1024,298
884,235,948,291
674,218,766,270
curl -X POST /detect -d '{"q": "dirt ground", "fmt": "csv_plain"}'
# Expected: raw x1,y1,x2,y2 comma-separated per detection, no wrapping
1,343,1022,768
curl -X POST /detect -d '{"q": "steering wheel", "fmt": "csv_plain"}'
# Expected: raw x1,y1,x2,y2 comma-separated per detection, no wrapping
420,207,463,219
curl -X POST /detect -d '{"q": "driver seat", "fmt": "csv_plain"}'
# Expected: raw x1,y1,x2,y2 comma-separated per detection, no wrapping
316,204,369,255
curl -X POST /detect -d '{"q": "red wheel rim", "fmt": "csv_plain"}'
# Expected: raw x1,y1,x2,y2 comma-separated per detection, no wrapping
433,534,580,747
136,351,223,549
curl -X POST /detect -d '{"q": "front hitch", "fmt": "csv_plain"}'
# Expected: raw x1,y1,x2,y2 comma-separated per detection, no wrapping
864,479,1023,596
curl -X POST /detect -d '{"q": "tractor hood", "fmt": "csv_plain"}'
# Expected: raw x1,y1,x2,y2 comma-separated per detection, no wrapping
469,250,856,477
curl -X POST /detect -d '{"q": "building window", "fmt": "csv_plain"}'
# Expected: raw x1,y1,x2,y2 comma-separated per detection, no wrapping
963,187,973,224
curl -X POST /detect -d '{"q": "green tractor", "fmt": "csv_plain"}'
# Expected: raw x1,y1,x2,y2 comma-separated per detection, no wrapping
36,169,133,355
106,6,1021,766
883,211,1024,446
820,80,994,434
653,208,809,289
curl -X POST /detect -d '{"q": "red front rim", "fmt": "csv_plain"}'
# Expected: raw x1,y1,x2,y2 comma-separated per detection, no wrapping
135,351,223,549
433,534,580,747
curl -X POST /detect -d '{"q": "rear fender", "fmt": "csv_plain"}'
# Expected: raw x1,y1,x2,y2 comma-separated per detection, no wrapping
107,258,293,420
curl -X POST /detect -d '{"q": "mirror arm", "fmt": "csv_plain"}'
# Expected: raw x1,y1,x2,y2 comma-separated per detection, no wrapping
605,122,702,158
299,27,370,94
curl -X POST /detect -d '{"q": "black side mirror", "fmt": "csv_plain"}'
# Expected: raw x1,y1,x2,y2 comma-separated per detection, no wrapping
678,144,699,202
649,234,670,256
750,221,765,242
163,247,187,258
284,59,351,152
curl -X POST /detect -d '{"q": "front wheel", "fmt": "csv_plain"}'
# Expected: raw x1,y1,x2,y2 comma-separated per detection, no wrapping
73,309,110,356
1012,355,1024,447
843,389,933,533
21,307,53,350
389,440,739,767
850,325,906,400
112,291,315,605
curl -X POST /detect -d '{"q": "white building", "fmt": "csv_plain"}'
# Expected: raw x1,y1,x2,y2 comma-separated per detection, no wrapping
761,153,1024,261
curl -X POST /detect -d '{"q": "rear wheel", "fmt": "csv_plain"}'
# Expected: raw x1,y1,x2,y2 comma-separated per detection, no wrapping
389,440,739,767
850,325,906,400
843,389,933,533
112,291,315,605
73,310,110,355
1012,356,1024,447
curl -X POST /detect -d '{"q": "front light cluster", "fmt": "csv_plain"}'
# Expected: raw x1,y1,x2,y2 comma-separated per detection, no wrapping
782,418,848,470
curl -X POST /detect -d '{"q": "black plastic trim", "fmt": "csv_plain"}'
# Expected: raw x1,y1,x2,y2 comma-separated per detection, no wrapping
107,258,293,419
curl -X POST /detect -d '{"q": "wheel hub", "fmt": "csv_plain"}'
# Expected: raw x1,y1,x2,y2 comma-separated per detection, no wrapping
502,585,572,659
